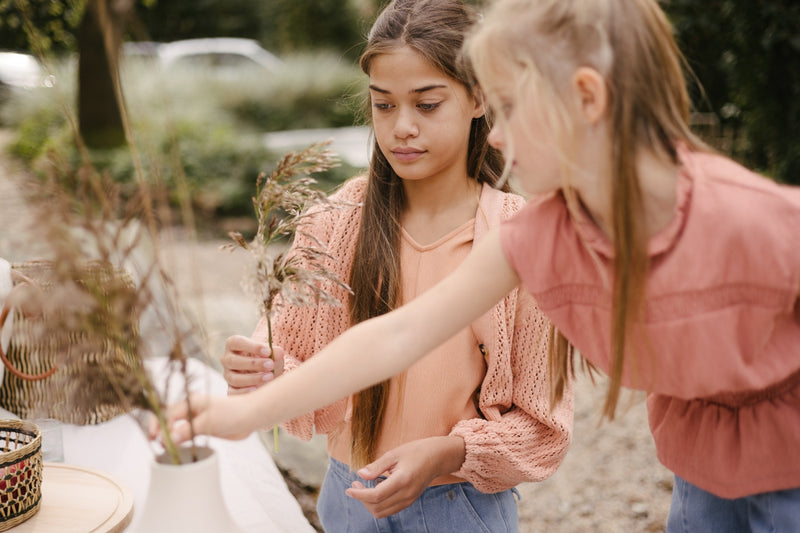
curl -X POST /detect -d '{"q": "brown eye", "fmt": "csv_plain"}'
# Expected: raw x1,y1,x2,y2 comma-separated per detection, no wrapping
417,102,441,112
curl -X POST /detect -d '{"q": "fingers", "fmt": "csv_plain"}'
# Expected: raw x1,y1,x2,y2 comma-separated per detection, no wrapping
224,363,271,393
346,475,414,518
164,393,208,444
222,335,273,371
346,477,392,505
163,394,252,442
357,453,397,481
170,418,195,445
221,336,286,395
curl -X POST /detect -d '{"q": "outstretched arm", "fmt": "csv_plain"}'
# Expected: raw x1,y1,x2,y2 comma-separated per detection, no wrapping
168,228,520,442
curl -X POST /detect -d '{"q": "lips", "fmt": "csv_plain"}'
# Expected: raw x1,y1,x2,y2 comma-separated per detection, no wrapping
391,147,425,162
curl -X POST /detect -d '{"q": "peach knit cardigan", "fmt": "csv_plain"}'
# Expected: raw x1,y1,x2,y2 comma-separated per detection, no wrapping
252,176,573,493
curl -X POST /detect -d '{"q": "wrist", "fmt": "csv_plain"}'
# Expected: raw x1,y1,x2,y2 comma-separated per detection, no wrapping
432,435,466,477
237,388,271,434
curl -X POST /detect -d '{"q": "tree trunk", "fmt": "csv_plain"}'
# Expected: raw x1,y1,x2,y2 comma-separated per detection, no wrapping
77,0,133,149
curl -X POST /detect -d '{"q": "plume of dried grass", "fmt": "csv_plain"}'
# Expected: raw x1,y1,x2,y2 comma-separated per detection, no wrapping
224,140,353,450
9,0,207,465
14,153,207,465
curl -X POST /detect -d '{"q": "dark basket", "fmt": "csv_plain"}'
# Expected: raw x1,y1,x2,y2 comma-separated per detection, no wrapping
0,419,43,531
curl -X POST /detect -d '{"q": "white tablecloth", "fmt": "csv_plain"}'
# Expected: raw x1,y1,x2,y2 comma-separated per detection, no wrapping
1,358,314,533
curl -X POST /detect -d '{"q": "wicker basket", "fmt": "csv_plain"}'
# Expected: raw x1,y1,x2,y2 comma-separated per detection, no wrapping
0,419,43,531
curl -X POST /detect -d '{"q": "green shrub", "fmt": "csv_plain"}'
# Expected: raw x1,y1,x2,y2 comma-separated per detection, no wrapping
5,52,361,223
665,1,800,184
205,52,364,131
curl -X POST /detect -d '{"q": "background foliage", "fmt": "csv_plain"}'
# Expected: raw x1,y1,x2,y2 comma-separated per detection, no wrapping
663,0,799,183
1,0,797,217
1,55,363,225
0,0,86,52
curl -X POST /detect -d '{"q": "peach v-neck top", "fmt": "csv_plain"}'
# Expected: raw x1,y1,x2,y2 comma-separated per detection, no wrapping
262,177,573,493
501,145,800,498
361,220,486,484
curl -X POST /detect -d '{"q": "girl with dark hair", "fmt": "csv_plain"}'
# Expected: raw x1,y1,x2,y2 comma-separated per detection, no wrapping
187,0,800,530
219,0,572,530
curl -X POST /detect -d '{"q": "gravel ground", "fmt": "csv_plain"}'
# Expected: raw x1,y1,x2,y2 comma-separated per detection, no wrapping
515,373,673,532
0,130,674,532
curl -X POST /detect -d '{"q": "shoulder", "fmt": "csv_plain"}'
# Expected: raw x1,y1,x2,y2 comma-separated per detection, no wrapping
298,175,365,246
305,175,365,224
684,150,800,250
687,150,800,215
503,191,567,234
499,192,575,286
667,149,800,304
329,175,368,204
480,185,531,226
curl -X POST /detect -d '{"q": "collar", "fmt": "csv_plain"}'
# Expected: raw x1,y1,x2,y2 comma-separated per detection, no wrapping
570,145,694,260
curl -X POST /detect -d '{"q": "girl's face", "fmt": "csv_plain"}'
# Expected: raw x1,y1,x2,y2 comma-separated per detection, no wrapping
486,71,563,197
369,46,483,184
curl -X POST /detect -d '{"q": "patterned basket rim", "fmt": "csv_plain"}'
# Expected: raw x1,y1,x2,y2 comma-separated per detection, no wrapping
0,419,41,462
0,419,43,531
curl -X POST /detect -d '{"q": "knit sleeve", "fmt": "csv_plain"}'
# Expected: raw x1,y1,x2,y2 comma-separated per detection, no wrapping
252,177,366,440
450,194,573,493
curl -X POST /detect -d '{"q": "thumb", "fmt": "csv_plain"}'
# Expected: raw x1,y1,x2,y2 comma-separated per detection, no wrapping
271,344,285,376
169,418,195,445
357,452,396,481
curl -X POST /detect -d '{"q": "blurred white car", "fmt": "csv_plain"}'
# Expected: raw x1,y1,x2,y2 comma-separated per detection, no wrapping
124,38,282,82
0,51,55,98
158,38,282,73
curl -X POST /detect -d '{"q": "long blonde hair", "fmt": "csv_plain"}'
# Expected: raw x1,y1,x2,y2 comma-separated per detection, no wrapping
467,0,707,419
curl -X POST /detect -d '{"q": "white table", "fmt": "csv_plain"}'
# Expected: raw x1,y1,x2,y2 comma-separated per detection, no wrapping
1,358,315,533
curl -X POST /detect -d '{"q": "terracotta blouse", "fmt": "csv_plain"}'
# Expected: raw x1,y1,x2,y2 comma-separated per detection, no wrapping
501,145,800,498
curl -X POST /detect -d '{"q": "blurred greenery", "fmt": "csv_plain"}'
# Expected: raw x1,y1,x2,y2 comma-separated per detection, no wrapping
0,0,86,52
220,52,367,131
0,0,374,232
1,0,796,230
664,0,800,184
1,52,364,229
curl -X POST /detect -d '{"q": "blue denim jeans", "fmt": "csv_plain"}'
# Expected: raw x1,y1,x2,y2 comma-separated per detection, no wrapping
667,474,800,532
317,457,520,533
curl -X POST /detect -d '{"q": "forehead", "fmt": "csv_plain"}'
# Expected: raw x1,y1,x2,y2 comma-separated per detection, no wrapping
368,46,458,93
474,58,520,99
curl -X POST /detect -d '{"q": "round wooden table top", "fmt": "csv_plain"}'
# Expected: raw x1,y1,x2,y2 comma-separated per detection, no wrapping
10,463,134,533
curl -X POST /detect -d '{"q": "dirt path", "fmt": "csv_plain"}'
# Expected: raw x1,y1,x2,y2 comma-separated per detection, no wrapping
515,373,672,532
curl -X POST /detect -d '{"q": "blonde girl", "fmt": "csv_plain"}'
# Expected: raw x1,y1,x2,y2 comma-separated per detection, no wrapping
170,0,800,530
218,0,572,530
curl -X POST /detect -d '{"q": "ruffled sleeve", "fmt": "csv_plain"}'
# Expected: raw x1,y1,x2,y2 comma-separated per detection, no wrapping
451,191,573,492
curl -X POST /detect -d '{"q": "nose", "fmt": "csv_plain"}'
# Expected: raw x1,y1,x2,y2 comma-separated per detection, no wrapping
393,107,419,139
487,123,504,150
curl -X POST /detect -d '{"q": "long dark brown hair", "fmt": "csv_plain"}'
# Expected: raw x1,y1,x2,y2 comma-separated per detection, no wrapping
348,0,506,467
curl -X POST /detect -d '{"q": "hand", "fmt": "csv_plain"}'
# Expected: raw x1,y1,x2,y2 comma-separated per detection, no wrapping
221,335,284,395
345,436,466,518
162,393,256,443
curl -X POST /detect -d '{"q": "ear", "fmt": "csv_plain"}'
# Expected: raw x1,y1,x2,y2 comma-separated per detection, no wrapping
471,91,486,120
571,67,607,125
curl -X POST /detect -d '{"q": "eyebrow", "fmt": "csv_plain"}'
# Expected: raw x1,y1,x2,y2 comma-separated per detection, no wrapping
368,84,448,95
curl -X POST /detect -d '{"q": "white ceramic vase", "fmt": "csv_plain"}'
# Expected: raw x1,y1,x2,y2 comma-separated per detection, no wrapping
133,445,245,533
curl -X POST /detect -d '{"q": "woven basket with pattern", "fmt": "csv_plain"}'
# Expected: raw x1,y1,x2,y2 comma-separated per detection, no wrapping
0,260,140,425
0,419,43,531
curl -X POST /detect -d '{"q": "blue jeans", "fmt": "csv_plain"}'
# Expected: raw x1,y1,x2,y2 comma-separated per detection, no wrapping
317,457,520,533
667,475,800,532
